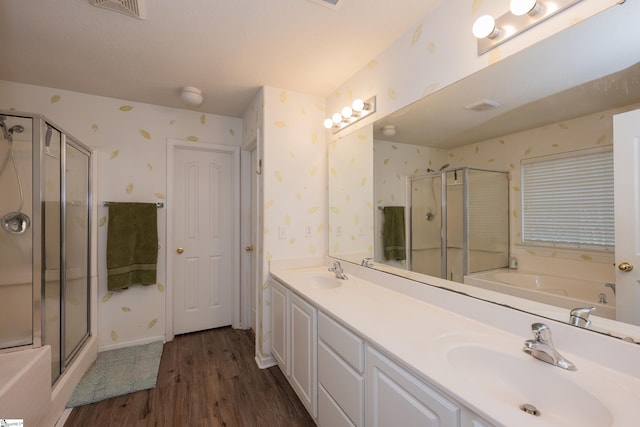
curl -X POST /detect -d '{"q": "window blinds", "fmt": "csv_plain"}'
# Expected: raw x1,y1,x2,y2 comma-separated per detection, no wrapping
521,150,614,249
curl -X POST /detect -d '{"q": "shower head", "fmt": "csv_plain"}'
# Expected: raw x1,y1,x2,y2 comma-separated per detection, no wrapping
439,163,450,171
8,125,24,136
0,117,23,143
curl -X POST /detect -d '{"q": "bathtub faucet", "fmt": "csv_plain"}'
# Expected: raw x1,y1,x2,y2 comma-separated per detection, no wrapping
570,306,596,328
605,282,616,295
523,323,576,371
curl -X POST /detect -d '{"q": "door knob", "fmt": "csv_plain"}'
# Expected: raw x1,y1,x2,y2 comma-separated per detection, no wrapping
618,262,634,272
245,245,254,252
176,247,184,254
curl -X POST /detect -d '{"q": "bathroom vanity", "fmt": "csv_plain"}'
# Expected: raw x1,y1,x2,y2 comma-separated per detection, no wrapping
270,259,640,427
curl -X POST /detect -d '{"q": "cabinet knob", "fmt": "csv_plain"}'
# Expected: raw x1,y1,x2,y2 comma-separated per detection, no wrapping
176,247,184,254
245,245,254,252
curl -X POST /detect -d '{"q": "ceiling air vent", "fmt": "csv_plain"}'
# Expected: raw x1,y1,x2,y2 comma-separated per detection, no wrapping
89,0,147,20
305,0,343,10
464,98,501,112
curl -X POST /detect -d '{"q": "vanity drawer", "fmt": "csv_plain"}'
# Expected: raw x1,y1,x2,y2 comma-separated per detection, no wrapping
319,311,364,373
318,384,356,427
318,340,364,427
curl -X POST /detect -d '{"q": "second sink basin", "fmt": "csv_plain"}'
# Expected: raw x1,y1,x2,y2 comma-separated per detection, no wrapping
444,343,613,426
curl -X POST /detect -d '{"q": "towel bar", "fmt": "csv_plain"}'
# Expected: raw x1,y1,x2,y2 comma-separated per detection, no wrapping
103,201,164,208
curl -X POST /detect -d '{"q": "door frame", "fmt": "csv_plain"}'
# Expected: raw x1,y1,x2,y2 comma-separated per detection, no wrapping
240,137,259,331
165,138,241,342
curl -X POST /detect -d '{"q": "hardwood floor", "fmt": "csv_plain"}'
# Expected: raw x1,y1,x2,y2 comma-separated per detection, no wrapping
64,327,316,427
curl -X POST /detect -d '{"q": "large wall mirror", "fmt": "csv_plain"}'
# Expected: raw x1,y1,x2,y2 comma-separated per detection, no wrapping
328,2,640,342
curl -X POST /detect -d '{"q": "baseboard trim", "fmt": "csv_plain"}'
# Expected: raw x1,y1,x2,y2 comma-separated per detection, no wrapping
99,335,165,352
255,353,277,369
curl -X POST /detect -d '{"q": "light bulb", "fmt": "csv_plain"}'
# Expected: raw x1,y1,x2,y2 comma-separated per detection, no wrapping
323,118,334,129
352,99,365,112
332,113,343,124
472,15,499,39
510,0,540,16
341,106,353,118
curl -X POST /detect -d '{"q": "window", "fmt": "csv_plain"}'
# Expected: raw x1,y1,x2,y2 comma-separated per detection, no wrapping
521,148,614,250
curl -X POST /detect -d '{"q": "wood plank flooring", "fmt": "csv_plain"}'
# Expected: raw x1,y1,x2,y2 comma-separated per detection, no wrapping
64,327,316,427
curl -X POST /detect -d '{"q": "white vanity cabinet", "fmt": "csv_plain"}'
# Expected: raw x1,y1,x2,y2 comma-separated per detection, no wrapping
366,346,460,427
270,279,288,373
270,270,495,427
317,311,365,427
270,279,318,419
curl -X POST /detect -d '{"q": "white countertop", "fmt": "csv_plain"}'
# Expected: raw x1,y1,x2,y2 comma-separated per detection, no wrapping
270,262,640,427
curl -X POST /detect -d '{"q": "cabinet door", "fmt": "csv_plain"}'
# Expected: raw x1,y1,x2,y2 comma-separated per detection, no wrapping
366,346,460,427
290,292,318,418
270,279,288,374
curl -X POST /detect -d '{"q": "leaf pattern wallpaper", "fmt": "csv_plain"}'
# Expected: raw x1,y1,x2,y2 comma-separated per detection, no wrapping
0,80,242,349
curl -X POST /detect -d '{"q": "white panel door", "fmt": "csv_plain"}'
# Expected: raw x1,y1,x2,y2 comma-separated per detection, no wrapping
614,109,640,325
173,146,234,334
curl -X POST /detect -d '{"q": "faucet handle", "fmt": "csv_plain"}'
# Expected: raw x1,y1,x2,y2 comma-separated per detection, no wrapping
531,323,552,343
570,307,596,328
361,257,373,267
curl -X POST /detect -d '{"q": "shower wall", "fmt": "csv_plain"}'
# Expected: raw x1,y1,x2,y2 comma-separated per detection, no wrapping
0,115,34,349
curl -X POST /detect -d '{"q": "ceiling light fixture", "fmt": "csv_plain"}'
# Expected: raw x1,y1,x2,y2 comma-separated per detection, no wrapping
381,125,397,137
323,96,377,134
472,0,583,55
180,86,204,106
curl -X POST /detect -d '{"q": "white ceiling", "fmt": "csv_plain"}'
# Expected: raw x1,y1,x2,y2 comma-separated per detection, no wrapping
0,0,444,118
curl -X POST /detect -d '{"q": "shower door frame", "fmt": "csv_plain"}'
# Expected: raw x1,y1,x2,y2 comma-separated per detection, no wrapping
0,110,92,380
39,116,93,379
407,167,509,281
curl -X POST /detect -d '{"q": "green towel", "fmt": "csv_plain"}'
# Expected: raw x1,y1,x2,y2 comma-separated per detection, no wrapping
383,206,406,260
107,202,158,291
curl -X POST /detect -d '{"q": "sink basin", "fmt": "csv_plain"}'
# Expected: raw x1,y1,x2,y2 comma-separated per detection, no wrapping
445,344,613,426
307,275,342,289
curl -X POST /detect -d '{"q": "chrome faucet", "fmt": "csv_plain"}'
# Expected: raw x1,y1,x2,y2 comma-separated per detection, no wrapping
328,261,348,280
570,307,596,328
361,257,374,268
523,323,576,371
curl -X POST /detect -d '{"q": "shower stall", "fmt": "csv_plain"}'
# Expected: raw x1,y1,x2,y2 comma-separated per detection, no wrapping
0,111,91,384
408,167,509,282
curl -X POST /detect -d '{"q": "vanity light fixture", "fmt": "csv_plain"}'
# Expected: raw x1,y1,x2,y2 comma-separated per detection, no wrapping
510,0,542,16
472,0,583,55
323,96,377,134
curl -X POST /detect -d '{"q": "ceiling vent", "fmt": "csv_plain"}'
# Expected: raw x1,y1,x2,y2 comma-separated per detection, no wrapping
89,0,147,19
305,0,343,10
464,98,501,112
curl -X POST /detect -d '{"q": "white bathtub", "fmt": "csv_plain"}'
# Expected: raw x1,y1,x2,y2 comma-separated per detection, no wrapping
464,269,616,319
0,346,51,425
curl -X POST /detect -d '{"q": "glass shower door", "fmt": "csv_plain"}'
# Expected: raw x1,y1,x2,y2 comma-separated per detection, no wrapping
63,139,90,366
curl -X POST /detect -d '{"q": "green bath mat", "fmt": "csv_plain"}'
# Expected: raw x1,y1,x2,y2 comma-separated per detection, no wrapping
67,340,164,407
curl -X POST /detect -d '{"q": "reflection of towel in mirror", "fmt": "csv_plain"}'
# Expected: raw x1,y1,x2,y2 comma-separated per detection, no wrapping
383,206,406,260
107,202,158,291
